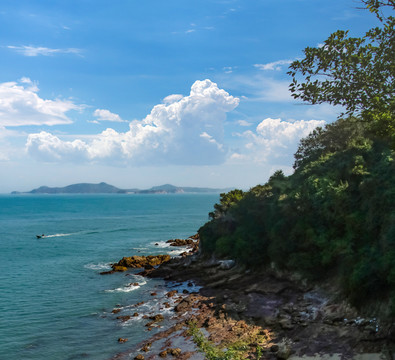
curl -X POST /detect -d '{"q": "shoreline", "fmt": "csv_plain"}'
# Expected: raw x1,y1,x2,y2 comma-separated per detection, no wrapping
107,238,395,360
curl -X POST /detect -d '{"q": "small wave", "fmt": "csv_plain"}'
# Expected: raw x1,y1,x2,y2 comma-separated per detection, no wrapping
105,280,146,293
169,248,188,256
106,286,140,293
84,262,112,271
151,241,170,248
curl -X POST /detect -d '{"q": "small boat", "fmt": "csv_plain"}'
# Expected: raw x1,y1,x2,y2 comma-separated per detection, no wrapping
36,234,45,239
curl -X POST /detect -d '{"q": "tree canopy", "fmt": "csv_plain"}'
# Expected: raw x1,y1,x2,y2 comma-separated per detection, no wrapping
288,1,394,119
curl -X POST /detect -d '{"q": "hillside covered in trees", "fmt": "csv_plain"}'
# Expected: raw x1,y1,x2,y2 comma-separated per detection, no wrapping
199,0,395,313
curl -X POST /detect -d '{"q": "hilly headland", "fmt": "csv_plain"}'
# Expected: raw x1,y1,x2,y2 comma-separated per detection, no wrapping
11,183,231,195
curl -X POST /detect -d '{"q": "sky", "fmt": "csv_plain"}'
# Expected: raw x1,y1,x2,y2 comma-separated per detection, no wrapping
0,0,381,193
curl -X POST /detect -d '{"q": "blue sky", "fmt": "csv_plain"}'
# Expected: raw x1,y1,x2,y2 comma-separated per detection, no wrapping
0,0,380,192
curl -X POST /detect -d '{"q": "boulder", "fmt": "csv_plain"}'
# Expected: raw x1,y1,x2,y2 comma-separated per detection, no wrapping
166,290,178,298
118,338,128,343
169,348,182,356
218,260,236,270
175,299,191,313
149,314,164,323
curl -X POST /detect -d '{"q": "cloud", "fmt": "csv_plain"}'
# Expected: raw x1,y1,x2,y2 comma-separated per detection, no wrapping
163,94,183,104
221,74,293,102
230,117,325,165
93,109,126,122
237,120,252,127
223,66,235,74
26,79,240,166
254,59,293,71
7,45,82,57
0,78,81,126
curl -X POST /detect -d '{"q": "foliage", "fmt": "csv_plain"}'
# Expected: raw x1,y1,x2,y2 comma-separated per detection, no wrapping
288,0,395,143
198,1,395,311
187,322,245,360
209,189,244,220
287,7,394,116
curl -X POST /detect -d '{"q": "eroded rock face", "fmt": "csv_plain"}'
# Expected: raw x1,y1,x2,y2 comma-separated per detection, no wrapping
113,255,171,269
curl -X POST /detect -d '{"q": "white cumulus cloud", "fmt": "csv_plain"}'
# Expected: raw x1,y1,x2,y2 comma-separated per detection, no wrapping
0,78,81,126
26,79,240,166
93,109,126,122
231,117,325,165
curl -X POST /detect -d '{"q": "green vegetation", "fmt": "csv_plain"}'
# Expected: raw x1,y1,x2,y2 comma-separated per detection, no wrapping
199,1,395,312
187,322,266,360
188,322,244,360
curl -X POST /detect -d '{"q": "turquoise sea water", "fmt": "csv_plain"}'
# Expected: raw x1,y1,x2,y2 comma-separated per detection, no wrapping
0,193,218,359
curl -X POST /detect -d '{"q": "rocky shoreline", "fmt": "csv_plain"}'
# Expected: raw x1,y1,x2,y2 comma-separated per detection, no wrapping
106,236,395,360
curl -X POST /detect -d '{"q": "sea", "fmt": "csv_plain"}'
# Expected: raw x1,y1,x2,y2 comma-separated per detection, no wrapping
0,193,218,360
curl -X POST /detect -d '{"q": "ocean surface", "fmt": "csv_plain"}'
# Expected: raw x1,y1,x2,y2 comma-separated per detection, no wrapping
0,193,218,359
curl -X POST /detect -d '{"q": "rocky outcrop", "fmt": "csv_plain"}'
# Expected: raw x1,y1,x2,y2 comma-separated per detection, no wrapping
166,236,200,253
166,239,195,246
100,255,171,275
114,255,171,269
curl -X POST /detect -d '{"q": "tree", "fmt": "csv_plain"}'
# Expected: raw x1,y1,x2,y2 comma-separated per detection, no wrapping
288,2,394,118
293,117,368,169
208,189,244,219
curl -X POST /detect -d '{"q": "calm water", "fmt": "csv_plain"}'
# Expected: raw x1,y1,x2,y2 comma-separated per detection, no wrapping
0,193,218,359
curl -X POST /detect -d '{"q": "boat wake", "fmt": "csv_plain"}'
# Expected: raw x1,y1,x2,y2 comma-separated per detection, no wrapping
44,233,73,238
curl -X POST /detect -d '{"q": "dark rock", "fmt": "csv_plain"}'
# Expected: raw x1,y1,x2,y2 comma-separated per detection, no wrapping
118,338,128,343
149,314,164,323
166,290,178,298
140,343,151,352
116,315,131,322
100,270,115,275
270,345,279,352
113,255,171,269
166,239,195,246
134,355,144,360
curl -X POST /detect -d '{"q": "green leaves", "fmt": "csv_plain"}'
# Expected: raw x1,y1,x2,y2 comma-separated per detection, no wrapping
288,5,394,121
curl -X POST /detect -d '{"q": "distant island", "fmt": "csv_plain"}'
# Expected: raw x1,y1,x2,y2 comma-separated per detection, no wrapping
11,182,232,194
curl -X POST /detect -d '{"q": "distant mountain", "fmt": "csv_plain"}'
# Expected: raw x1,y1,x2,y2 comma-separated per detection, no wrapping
26,182,127,194
11,182,231,194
